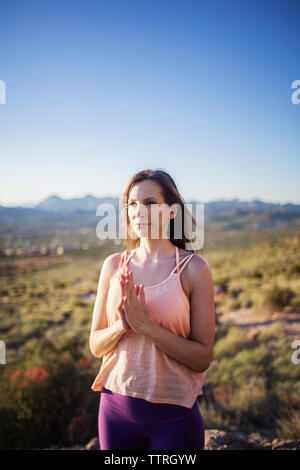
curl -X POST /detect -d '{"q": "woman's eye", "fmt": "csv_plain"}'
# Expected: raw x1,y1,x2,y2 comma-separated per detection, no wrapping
129,201,154,206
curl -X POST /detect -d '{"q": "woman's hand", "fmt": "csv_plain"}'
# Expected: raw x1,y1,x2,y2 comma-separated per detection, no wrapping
116,297,131,332
117,278,141,332
120,271,152,335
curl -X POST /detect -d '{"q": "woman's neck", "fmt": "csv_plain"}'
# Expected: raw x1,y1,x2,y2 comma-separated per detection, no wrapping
135,240,175,263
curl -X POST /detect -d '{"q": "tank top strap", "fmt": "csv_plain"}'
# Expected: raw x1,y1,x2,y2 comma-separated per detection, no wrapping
118,251,126,272
175,245,179,267
171,251,195,275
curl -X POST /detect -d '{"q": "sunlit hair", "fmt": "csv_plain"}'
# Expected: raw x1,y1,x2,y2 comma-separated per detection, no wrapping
120,168,205,254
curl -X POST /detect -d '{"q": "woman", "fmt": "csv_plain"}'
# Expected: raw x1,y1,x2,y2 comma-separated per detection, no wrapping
89,169,215,450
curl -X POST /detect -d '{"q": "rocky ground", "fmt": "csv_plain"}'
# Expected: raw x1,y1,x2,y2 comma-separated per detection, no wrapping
217,307,300,341
204,430,300,450
42,430,300,450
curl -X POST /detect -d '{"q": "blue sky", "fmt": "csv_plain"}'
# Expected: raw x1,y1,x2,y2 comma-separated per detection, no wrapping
0,0,299,207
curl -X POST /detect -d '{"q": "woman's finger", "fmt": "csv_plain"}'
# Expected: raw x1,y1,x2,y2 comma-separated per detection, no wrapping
120,276,125,298
128,272,136,296
124,280,130,296
116,297,122,312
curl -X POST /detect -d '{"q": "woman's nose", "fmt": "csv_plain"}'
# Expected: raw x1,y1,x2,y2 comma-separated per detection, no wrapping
135,203,148,219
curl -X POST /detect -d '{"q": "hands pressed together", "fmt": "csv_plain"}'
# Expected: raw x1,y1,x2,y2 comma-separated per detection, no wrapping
116,271,151,335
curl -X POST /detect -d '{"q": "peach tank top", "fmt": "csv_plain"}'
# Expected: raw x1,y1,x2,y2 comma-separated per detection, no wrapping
91,245,206,409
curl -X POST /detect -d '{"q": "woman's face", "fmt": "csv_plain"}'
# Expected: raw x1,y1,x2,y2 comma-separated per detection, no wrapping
127,180,175,240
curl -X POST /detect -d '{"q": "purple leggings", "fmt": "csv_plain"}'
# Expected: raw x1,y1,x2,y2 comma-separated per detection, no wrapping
98,387,205,450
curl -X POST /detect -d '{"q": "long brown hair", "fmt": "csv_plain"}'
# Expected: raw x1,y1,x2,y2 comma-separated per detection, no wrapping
119,168,205,255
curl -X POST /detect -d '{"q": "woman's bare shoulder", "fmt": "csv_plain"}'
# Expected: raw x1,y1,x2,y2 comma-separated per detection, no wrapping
178,249,211,279
106,251,123,267
178,247,200,259
186,254,212,287
100,251,124,280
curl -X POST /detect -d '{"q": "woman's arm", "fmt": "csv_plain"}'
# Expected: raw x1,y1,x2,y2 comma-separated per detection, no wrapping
140,257,215,373
89,253,126,359
90,321,126,359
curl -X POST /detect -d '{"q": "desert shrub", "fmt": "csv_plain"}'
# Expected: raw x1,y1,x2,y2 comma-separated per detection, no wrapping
237,291,253,308
263,285,295,311
0,339,99,449
210,345,272,388
70,299,87,308
247,269,263,279
229,376,268,421
0,288,9,296
214,322,231,342
73,309,92,326
53,279,67,289
289,294,300,309
214,327,252,359
207,343,295,434
270,340,300,399
257,322,285,342
213,275,230,292
229,287,243,299
198,400,234,432
285,263,300,279
274,397,300,440
221,297,241,313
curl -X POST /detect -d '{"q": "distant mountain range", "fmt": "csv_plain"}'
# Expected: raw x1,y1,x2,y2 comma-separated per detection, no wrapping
0,194,299,234
36,194,119,212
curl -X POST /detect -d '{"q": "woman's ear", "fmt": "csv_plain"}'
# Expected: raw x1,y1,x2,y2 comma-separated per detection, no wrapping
170,203,178,219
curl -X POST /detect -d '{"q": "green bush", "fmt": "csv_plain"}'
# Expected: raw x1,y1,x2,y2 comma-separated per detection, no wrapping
257,322,285,342
289,294,300,309
263,285,295,311
70,299,87,308
248,269,263,279
213,275,230,292
210,345,272,388
222,297,242,313
214,322,231,342
285,263,300,279
274,398,300,440
53,279,67,289
0,339,99,449
229,376,269,422
214,327,252,359
270,341,300,399
236,290,254,309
